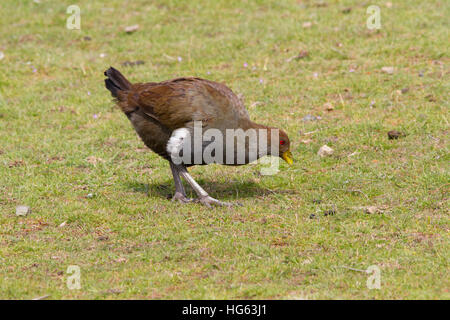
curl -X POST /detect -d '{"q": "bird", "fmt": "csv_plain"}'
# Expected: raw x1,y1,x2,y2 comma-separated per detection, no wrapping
104,67,293,207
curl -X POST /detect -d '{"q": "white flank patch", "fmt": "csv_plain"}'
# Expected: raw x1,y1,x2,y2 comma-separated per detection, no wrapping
167,128,190,161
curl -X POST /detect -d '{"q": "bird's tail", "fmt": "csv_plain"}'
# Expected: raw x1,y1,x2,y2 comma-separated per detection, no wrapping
104,67,132,98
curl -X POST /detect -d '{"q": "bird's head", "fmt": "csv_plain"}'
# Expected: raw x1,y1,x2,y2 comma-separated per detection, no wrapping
278,129,293,165
265,127,293,165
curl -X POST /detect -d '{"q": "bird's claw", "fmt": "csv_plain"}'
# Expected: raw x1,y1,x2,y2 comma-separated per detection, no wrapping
171,192,194,203
196,196,242,208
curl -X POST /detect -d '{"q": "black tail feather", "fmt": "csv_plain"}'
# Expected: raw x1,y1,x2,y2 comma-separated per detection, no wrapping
104,79,120,98
104,67,132,98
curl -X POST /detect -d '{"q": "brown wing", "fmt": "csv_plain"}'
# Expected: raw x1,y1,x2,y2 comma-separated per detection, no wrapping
122,77,249,131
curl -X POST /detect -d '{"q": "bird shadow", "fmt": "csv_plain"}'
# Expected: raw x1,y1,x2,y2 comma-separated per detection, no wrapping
123,178,292,201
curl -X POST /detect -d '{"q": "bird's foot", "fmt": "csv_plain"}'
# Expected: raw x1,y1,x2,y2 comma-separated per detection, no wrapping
196,195,241,208
171,192,194,203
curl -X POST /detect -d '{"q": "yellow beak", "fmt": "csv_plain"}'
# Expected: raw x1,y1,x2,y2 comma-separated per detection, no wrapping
282,150,294,165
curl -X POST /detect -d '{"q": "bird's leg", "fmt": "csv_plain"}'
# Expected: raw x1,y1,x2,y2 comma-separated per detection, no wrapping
176,165,237,208
170,162,193,203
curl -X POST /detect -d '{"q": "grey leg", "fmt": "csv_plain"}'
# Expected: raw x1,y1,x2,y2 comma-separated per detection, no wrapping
177,165,237,208
170,162,193,203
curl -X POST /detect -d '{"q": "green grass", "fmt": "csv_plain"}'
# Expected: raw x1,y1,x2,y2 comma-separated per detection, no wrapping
0,0,449,299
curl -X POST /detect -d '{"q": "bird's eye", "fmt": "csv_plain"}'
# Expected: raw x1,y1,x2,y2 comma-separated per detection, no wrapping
280,140,285,145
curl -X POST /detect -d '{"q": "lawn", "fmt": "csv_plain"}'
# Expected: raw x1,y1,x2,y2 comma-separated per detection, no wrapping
0,0,448,299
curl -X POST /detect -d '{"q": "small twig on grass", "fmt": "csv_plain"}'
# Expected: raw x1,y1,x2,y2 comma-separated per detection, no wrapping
80,63,86,76
330,47,348,59
249,101,263,108
32,294,50,300
338,93,345,108
339,266,367,273
263,187,276,194
163,53,176,61
303,129,318,136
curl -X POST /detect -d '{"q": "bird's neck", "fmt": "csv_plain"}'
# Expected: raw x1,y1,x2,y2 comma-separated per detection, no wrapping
236,119,277,157
238,118,270,131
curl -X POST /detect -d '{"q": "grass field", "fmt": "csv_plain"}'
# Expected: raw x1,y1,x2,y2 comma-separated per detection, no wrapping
0,0,448,299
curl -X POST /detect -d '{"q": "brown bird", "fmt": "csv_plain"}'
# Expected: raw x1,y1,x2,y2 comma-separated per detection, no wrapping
104,67,293,207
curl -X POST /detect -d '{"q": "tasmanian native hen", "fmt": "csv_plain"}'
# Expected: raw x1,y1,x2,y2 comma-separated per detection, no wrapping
104,67,293,207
